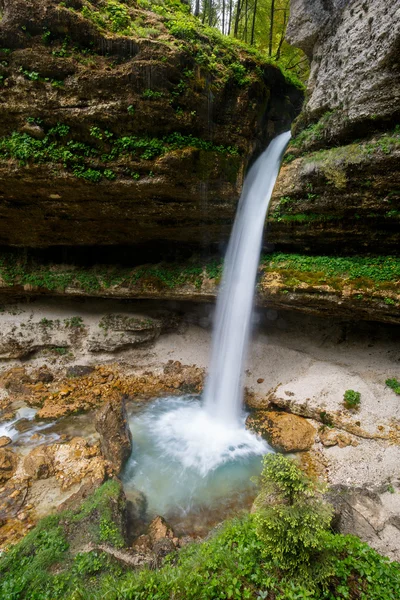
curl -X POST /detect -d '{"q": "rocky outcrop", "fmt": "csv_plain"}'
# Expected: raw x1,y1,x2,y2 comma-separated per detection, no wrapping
286,0,400,132
327,484,400,562
270,0,400,256
246,411,316,452
0,0,302,252
268,136,400,253
95,398,132,474
2,361,204,420
0,447,18,482
22,437,108,490
0,256,397,327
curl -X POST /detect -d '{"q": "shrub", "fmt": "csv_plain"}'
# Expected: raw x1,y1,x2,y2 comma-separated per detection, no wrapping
343,389,361,409
253,454,333,580
386,378,400,395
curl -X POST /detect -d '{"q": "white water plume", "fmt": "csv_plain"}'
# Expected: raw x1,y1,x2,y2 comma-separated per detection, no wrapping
204,131,291,424
124,133,290,516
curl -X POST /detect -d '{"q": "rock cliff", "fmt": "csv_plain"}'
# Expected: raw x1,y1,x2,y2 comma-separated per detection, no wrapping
268,0,400,256
0,0,302,250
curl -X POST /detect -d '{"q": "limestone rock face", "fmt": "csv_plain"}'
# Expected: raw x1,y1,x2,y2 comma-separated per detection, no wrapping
327,484,400,561
272,0,399,256
0,448,18,482
287,0,400,128
95,398,133,474
246,411,316,452
0,0,301,251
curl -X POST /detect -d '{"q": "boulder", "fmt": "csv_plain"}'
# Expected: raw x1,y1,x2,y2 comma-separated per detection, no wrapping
320,428,357,448
23,445,54,480
0,436,11,448
326,484,400,561
148,516,175,544
35,368,54,384
0,448,18,482
95,397,133,474
66,365,95,378
246,411,316,452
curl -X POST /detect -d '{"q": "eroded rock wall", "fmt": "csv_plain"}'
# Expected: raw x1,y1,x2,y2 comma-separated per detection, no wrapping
286,0,400,132
269,0,400,255
0,0,302,250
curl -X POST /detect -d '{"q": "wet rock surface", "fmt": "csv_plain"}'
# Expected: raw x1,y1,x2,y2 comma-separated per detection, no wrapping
327,484,400,562
246,410,316,452
0,0,301,251
95,397,133,475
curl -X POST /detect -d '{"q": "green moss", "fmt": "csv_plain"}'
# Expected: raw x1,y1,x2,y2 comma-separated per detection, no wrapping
72,0,304,91
262,253,400,285
0,125,240,182
2,469,400,599
0,481,126,599
0,251,399,303
292,126,400,176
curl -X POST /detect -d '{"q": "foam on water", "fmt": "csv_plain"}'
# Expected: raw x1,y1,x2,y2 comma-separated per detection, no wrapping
0,407,37,440
123,396,270,517
124,133,290,517
204,131,291,424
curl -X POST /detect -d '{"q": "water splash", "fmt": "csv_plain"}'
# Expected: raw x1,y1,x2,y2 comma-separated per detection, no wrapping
123,396,267,519
124,133,289,517
204,131,291,424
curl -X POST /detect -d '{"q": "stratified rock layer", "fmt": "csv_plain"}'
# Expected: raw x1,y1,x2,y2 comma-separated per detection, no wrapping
0,0,301,250
270,0,400,255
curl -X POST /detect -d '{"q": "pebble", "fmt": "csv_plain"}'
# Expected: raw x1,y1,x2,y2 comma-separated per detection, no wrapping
257,378,264,384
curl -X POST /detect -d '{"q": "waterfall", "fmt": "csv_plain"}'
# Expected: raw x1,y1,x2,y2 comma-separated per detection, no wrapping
124,132,290,510
204,131,291,424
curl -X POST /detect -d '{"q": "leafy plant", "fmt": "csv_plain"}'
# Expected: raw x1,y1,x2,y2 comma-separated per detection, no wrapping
343,389,361,409
253,454,333,579
386,378,400,395
142,89,163,100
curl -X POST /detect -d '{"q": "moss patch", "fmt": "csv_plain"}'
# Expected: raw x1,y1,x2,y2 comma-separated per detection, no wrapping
0,481,126,599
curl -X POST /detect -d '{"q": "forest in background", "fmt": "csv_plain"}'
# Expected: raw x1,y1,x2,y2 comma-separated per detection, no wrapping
190,0,309,81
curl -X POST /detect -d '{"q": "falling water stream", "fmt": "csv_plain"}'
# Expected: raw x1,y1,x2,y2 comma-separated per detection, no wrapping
123,132,291,529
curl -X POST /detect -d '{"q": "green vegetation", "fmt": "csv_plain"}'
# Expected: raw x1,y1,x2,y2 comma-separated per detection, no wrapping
253,454,332,579
386,378,400,395
0,124,239,182
290,111,335,150
290,122,400,161
67,0,304,90
19,66,64,88
343,389,361,410
2,458,400,599
262,253,400,286
142,89,164,100
0,481,125,600
0,251,398,301
64,316,84,328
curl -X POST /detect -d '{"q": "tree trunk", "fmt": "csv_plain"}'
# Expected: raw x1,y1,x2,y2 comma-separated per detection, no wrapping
228,0,233,34
275,5,288,59
268,0,275,57
244,0,248,42
234,0,242,37
250,0,258,45
194,0,200,17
